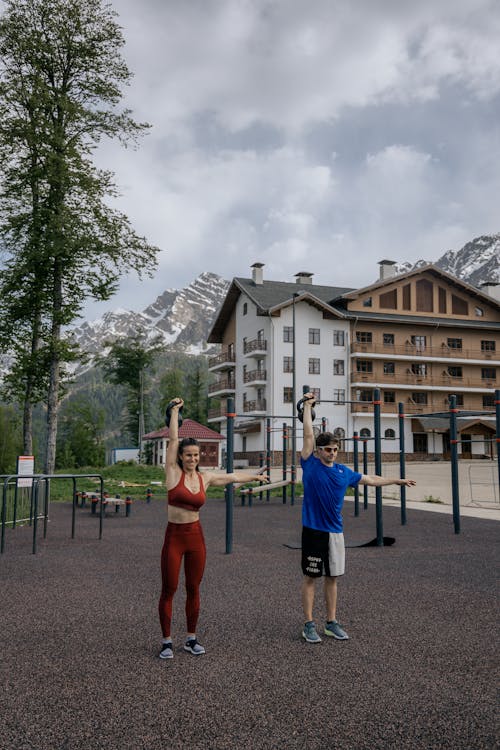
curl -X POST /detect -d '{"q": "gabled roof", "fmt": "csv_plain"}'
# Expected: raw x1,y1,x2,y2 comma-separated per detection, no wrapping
143,419,224,441
208,277,354,342
340,263,500,308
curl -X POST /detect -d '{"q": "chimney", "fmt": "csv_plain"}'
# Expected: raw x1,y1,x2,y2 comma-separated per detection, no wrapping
479,281,500,302
378,259,397,280
251,262,264,285
295,271,313,285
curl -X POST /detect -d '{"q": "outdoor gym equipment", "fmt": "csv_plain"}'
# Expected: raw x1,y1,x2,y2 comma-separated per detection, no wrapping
165,400,183,428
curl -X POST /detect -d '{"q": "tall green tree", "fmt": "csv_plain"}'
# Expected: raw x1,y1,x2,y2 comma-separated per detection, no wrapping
55,397,105,468
185,360,208,424
0,0,159,473
0,403,23,473
101,333,164,447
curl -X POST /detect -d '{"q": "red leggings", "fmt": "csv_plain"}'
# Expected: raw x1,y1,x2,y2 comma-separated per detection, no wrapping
158,521,206,638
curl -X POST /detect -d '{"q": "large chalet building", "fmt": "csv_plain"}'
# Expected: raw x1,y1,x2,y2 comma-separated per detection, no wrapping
207,262,500,463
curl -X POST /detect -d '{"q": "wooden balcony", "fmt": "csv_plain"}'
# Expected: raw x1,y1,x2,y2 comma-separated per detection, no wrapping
243,399,267,414
243,338,267,356
208,349,236,372
208,378,236,396
350,341,499,362
350,371,497,390
208,406,227,422
243,369,267,385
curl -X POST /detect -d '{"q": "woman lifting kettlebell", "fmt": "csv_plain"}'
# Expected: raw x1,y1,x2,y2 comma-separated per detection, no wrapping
158,397,270,659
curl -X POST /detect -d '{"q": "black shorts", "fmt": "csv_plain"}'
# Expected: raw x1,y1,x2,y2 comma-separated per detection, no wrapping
301,526,345,578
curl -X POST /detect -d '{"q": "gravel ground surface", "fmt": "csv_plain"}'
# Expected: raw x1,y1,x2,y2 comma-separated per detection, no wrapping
0,496,498,750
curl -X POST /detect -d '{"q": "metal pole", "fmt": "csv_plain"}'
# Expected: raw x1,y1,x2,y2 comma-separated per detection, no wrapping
225,397,235,553
266,417,271,502
1,478,8,554
398,403,407,526
71,477,77,539
363,440,368,510
353,432,359,516
373,388,383,546
32,479,40,554
282,423,288,504
449,395,460,534
495,389,500,494
291,294,298,505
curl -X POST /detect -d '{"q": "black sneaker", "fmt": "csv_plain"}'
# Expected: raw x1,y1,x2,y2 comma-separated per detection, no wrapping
184,637,205,655
159,641,174,659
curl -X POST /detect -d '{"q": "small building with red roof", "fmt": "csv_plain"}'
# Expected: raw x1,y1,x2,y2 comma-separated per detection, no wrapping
141,419,225,468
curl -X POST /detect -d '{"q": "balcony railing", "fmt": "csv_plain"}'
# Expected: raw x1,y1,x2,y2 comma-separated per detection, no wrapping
243,369,267,384
243,399,267,413
350,371,497,389
208,406,227,421
208,349,236,370
350,401,448,414
243,338,267,355
350,342,498,361
208,378,236,395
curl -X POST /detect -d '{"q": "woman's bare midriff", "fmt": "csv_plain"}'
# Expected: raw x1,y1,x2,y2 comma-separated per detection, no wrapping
167,504,200,524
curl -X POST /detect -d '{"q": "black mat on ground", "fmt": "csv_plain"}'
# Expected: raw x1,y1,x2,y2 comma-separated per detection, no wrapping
0,498,497,750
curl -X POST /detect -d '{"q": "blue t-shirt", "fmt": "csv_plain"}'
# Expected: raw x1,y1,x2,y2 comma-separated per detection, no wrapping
300,453,362,533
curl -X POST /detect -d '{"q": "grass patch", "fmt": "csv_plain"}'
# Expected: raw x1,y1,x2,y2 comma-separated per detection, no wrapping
424,494,443,504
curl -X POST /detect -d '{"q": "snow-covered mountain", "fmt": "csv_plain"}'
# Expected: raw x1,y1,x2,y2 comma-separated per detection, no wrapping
393,233,500,287
69,271,230,370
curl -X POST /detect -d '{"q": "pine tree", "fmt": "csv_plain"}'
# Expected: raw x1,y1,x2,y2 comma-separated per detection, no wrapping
0,0,159,472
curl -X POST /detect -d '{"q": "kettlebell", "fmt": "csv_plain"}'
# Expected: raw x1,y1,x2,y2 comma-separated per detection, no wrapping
165,400,183,428
297,396,316,423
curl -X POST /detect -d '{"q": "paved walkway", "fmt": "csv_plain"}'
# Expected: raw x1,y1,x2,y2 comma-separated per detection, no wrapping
0,496,498,749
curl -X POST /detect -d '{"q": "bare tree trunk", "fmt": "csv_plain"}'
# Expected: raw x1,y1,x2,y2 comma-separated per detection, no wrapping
44,260,63,475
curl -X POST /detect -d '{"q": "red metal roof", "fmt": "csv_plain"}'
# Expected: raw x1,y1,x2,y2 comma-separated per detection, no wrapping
143,418,224,441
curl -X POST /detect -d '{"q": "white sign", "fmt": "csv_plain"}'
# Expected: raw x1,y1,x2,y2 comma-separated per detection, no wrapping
17,456,35,488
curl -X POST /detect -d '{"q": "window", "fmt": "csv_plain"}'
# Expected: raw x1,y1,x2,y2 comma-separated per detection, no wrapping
402,283,411,310
384,391,396,403
383,333,394,346
283,356,294,373
379,289,397,309
311,388,321,401
474,306,484,317
451,294,468,315
356,331,372,344
309,358,320,374
416,279,433,312
481,340,496,352
309,328,320,344
383,362,395,375
333,359,344,375
453,394,464,406
483,394,494,408
242,337,247,352
358,389,373,402
411,393,428,404
411,363,427,376
448,366,463,378
283,326,294,343
243,302,248,315
333,330,345,346
356,360,373,373
333,389,345,404
362,297,372,307
360,428,371,438
413,434,428,452
482,367,496,380
283,387,293,403
447,338,462,350
438,287,447,314
384,428,396,439
257,329,264,343
333,427,345,441
411,335,426,350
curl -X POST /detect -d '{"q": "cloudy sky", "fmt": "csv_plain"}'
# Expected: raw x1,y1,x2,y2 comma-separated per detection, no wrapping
90,0,500,318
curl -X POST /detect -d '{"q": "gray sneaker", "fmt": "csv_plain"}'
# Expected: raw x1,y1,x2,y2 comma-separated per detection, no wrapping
302,621,322,643
324,620,349,640
159,641,174,659
184,638,206,655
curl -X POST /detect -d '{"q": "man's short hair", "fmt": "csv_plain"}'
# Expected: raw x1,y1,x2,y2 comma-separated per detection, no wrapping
316,432,339,448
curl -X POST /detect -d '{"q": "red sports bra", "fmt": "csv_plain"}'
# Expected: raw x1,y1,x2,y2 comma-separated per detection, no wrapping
168,471,206,512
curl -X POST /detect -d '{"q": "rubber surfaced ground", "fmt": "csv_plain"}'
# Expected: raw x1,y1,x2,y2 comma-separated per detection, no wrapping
0,496,498,750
